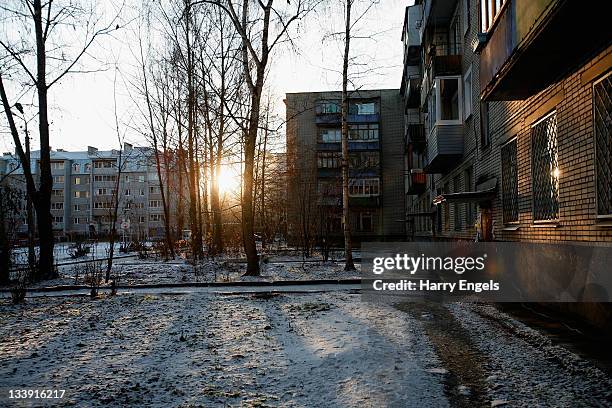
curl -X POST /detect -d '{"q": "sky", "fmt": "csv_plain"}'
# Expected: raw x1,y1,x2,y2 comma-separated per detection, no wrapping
0,0,411,153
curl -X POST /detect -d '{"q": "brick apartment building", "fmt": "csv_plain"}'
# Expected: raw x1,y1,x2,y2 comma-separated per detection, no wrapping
0,144,181,240
285,90,405,246
402,0,612,244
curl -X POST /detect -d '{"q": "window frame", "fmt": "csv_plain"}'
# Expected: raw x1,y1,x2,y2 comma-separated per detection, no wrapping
428,76,464,133
501,137,519,224
593,71,612,219
531,110,560,223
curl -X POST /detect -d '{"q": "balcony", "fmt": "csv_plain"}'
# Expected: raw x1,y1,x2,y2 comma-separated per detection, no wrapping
401,65,421,109
407,169,427,195
480,0,612,100
317,141,380,151
424,124,463,174
406,123,426,152
402,4,422,66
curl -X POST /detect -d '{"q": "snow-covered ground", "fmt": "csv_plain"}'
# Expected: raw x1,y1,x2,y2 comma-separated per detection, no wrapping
1,290,610,407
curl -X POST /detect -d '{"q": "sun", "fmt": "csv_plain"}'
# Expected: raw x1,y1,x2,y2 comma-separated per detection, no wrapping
217,165,240,195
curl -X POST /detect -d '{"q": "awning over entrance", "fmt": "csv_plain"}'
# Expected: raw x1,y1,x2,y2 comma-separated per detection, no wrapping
433,178,497,205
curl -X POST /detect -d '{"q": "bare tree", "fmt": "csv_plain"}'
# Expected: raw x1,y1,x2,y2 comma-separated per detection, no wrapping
0,0,121,280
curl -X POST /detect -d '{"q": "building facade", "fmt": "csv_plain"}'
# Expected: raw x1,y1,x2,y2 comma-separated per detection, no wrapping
285,89,405,246
402,0,612,244
0,144,180,240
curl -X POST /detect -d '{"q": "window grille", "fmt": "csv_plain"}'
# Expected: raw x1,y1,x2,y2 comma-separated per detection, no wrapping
531,112,559,221
594,73,612,216
501,139,518,222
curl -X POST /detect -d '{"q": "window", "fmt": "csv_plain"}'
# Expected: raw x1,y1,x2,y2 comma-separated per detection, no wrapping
319,101,341,114
150,214,162,222
74,191,90,198
317,152,341,169
149,186,160,194
428,77,463,129
149,200,161,208
138,175,145,183
354,102,376,115
74,177,81,185
480,101,491,147
348,178,380,197
357,212,373,232
349,152,380,169
52,189,64,197
85,163,92,172
135,202,145,209
74,218,88,225
94,202,113,209
463,66,473,119
480,0,506,33
74,204,89,211
53,216,63,223
349,124,379,141
94,175,117,182
319,128,341,143
453,175,462,230
96,188,108,196
440,78,460,120
139,216,146,223
73,163,81,172
51,202,63,210
139,188,145,196
94,161,114,169
464,167,476,226
594,72,612,216
125,175,131,183
51,162,64,170
501,139,519,223
531,111,559,221
53,175,64,184
125,189,131,196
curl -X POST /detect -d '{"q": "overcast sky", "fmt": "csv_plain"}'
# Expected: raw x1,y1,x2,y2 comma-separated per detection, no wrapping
1,0,410,153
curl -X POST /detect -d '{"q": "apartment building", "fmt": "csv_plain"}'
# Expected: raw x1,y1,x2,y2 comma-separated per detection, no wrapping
402,0,612,244
0,144,178,240
285,89,405,246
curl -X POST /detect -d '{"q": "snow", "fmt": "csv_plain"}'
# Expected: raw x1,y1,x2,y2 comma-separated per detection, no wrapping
0,292,448,407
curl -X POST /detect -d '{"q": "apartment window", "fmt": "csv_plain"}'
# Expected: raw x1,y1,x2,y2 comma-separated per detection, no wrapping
319,101,341,114
149,214,162,222
125,175,131,183
73,163,81,172
501,139,519,223
480,0,506,33
94,202,112,209
53,216,63,223
74,177,81,185
480,101,491,147
52,189,64,197
51,202,63,210
53,175,64,184
85,163,92,172
51,162,64,170
74,191,90,198
139,216,146,223
94,175,117,182
349,124,379,141
349,151,380,169
139,188,145,196
94,161,113,169
96,188,108,196
453,175,461,230
125,189,131,196
464,166,476,226
357,212,373,232
594,72,612,216
135,202,145,209
531,111,559,221
353,102,376,115
319,128,341,143
317,152,341,169
463,66,473,119
74,218,88,225
74,204,89,211
138,175,145,183
428,77,463,129
149,186,160,194
348,178,380,197
149,200,161,208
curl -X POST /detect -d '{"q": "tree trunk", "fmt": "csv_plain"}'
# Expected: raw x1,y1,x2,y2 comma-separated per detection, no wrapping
105,151,122,282
341,0,355,271
0,188,10,285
